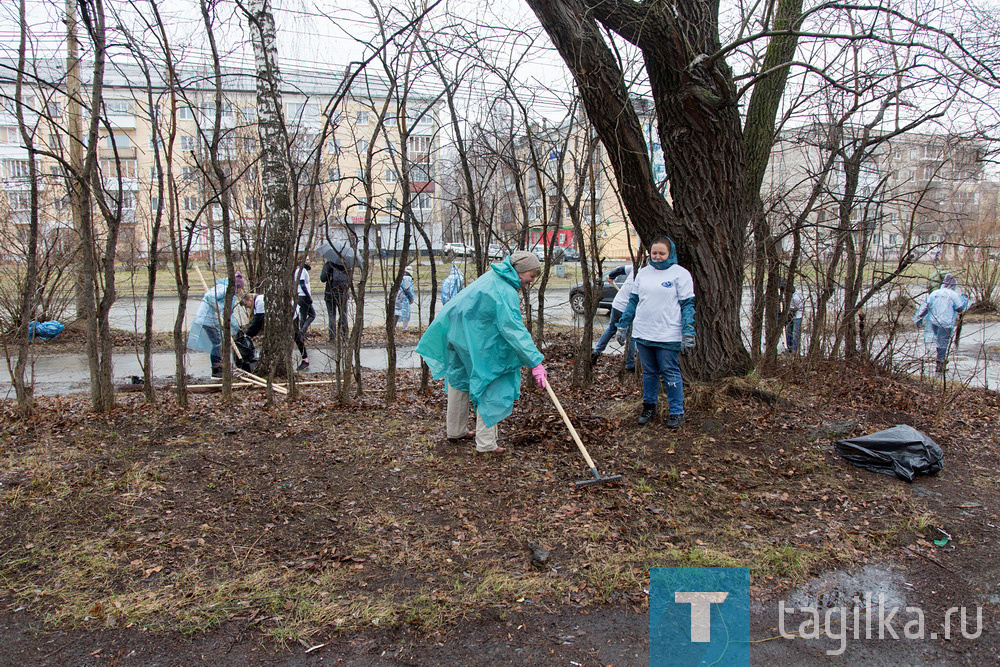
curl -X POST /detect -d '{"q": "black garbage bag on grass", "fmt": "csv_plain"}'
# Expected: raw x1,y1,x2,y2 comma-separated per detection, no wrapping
835,425,944,483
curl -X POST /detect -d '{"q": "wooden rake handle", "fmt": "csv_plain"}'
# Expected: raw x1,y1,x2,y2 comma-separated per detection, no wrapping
543,380,597,471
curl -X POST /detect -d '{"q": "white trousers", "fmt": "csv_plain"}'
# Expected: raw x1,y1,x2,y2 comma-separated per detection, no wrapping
446,386,499,452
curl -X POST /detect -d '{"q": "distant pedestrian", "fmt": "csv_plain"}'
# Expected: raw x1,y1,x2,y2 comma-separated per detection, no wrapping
295,263,315,335
394,266,416,332
779,279,804,354
320,259,351,341
592,264,636,370
914,273,968,373
440,263,465,305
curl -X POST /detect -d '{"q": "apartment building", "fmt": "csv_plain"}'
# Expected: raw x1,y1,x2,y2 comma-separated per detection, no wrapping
0,59,443,262
764,123,992,261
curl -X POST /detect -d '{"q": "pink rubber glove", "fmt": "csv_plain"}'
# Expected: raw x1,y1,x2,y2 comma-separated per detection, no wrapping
531,363,547,388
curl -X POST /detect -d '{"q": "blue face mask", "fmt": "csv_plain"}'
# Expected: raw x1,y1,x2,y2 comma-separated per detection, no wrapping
650,258,671,270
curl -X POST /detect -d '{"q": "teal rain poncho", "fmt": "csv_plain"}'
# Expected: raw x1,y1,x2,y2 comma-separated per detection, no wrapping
416,256,544,427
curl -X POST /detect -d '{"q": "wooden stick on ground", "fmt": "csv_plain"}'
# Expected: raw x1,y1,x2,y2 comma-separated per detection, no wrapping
237,369,288,395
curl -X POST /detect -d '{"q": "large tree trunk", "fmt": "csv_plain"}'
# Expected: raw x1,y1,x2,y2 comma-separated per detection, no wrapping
525,0,750,379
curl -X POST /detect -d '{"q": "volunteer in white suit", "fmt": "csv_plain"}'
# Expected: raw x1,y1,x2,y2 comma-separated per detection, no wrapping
616,235,695,428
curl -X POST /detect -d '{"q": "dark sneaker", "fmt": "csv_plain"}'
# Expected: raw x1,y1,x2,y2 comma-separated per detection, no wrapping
665,413,685,429
591,351,600,365
637,403,657,425
297,359,310,371
211,366,223,378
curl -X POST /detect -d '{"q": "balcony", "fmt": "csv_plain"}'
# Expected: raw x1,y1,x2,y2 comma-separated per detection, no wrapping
99,147,137,159
0,145,29,160
102,177,139,192
108,113,137,130
411,181,435,194
1,176,42,191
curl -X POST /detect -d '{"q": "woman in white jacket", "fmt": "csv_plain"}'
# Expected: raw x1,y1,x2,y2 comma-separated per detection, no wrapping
616,236,695,428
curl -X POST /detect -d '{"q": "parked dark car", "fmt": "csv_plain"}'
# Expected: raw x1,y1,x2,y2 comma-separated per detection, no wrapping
562,246,580,262
569,272,627,315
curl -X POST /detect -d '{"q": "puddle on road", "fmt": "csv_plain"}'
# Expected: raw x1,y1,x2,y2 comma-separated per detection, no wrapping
0,346,420,397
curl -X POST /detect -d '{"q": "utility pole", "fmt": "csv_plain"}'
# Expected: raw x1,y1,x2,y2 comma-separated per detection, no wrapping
65,0,85,319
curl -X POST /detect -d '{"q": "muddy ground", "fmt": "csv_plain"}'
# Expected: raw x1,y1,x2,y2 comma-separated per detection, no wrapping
1,340,998,665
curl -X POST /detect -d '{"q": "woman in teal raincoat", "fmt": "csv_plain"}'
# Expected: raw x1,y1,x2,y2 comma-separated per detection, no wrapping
416,251,548,453
187,274,243,377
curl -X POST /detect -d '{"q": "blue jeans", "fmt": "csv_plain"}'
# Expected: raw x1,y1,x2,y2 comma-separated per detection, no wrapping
593,308,636,368
785,317,802,353
635,342,684,415
204,325,222,367
931,324,953,362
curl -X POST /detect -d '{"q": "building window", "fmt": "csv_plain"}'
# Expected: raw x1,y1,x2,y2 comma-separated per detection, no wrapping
328,167,341,181
183,196,198,212
244,196,258,210
332,196,343,210
243,106,257,122
182,165,197,181
180,135,195,151
8,192,31,210
415,193,432,210
357,139,369,153
106,100,133,115
99,158,137,179
178,106,194,121
105,133,132,149
385,197,398,211
114,191,136,211
356,196,368,210
2,159,32,178
327,139,341,155
244,137,257,152
46,102,61,117
385,168,397,183
150,196,160,212
356,110,370,126
357,167,368,181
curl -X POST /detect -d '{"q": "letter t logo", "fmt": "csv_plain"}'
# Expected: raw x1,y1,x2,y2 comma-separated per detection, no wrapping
675,592,729,642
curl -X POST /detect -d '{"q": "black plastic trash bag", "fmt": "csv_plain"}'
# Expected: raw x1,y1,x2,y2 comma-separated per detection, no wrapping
835,425,944,483
233,331,258,372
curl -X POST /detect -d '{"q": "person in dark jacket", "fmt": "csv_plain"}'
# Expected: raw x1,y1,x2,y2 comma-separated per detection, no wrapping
241,293,310,371
295,263,315,335
320,259,351,341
